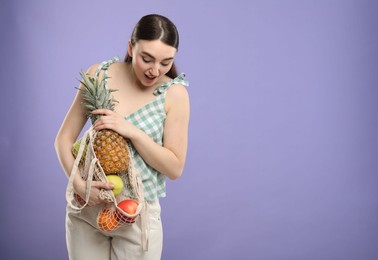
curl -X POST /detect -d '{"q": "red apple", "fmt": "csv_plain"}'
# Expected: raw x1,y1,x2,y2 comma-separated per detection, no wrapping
116,199,139,224
74,193,86,206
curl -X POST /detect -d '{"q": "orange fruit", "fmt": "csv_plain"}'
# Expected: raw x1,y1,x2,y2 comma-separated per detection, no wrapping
97,208,120,232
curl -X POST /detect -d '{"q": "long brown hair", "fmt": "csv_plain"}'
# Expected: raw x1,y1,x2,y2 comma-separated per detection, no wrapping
125,14,179,78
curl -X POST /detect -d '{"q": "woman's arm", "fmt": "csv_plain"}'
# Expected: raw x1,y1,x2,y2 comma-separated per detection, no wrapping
54,85,88,179
133,84,190,179
92,83,190,180
54,64,114,205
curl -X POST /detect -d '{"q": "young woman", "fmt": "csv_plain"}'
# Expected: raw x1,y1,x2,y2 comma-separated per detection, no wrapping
55,14,190,259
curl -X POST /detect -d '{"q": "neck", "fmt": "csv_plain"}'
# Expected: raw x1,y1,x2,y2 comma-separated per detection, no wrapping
126,63,145,89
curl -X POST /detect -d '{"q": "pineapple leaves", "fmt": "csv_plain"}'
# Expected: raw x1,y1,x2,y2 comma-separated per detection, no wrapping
77,69,119,118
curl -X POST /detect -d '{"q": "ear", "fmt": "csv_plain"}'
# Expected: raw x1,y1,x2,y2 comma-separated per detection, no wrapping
127,40,133,57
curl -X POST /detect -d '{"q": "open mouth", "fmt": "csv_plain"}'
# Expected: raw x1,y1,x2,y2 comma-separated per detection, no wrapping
145,74,157,82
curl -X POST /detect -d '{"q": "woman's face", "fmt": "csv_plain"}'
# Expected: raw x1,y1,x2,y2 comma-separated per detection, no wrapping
128,39,177,87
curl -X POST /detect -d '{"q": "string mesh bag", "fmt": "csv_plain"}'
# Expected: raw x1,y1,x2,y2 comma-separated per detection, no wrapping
67,128,145,230
65,57,150,250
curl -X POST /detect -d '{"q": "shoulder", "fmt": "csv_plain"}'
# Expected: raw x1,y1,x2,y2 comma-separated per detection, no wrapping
86,61,127,78
107,62,131,81
165,82,190,113
166,83,189,99
77,63,100,91
108,61,127,72
86,63,100,76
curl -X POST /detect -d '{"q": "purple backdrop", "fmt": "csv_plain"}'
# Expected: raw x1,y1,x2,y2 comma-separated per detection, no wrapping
1,0,377,259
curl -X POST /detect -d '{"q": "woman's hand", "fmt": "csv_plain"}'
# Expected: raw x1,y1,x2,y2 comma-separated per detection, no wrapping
73,174,114,206
92,109,137,139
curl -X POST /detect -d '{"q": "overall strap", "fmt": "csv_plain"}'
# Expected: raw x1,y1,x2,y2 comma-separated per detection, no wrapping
94,56,120,87
153,73,189,96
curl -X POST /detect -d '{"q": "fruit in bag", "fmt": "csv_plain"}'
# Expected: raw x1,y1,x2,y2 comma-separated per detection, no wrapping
97,208,120,232
72,138,88,159
73,193,86,206
106,175,124,196
116,199,139,223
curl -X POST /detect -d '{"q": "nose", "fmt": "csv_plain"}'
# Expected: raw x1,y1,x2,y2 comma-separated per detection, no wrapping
149,63,159,77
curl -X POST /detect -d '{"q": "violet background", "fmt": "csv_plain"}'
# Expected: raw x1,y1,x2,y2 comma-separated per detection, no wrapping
1,0,378,259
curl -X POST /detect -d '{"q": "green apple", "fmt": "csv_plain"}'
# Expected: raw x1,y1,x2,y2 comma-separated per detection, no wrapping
106,175,124,196
72,138,87,159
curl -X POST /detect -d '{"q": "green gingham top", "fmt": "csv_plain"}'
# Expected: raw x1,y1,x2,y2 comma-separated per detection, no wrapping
96,57,189,201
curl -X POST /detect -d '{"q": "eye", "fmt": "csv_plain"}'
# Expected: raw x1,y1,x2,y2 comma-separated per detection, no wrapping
142,56,151,63
161,60,173,67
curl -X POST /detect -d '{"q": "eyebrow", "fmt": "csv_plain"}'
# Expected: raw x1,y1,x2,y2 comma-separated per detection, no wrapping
141,51,174,61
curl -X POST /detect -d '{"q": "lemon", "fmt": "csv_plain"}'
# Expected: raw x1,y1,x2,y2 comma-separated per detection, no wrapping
106,175,124,196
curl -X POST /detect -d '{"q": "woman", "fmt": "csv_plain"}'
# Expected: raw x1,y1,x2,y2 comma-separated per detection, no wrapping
55,14,190,259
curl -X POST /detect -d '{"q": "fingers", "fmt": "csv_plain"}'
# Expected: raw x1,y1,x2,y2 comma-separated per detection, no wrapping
93,114,110,131
92,180,114,190
94,119,113,131
91,110,129,138
93,110,115,128
91,109,113,115
93,113,124,133
86,181,114,206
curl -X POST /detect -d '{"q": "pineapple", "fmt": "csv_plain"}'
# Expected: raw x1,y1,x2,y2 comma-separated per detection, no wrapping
77,70,129,174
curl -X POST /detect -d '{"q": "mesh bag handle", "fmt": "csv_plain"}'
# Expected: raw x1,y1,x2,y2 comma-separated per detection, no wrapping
66,127,92,211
